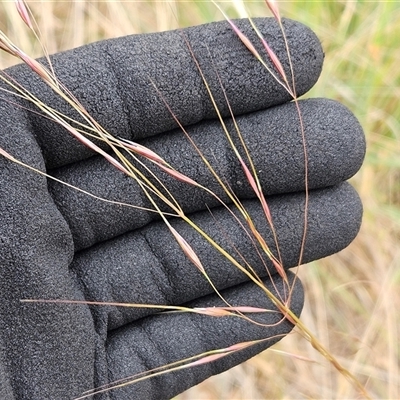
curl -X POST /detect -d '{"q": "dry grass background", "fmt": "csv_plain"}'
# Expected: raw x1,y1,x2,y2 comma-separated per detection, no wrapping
1,1,399,399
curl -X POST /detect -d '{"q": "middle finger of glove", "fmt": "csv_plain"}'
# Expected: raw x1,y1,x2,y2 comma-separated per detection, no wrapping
48,98,365,251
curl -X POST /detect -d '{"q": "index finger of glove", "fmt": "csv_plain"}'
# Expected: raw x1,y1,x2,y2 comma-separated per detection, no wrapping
4,17,323,169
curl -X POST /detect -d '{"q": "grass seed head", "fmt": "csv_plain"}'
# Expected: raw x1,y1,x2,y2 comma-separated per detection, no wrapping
15,0,33,30
265,0,281,22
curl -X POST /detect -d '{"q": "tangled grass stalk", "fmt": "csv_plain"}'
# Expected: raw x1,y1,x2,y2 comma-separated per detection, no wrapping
0,0,371,398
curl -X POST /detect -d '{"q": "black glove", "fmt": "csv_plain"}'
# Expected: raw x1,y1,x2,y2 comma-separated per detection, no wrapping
0,18,365,400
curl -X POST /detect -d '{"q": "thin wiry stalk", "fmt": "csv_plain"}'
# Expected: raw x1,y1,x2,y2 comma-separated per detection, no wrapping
73,336,286,400
21,299,272,317
219,6,370,397
151,39,287,286
209,53,285,270
0,142,165,216
150,74,287,290
22,298,281,329
247,2,310,322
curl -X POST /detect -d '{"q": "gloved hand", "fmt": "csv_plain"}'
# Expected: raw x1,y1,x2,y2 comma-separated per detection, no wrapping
0,18,365,400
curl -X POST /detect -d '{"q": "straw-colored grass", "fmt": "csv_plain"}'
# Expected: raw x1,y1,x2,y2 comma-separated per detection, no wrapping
1,1,399,399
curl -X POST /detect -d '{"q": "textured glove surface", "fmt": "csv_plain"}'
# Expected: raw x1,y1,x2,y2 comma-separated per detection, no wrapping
0,18,364,400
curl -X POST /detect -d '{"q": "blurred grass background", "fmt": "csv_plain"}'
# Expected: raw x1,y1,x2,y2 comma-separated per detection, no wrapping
1,1,399,399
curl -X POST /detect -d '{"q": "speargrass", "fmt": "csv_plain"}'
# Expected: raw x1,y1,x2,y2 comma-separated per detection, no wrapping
0,1,373,399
